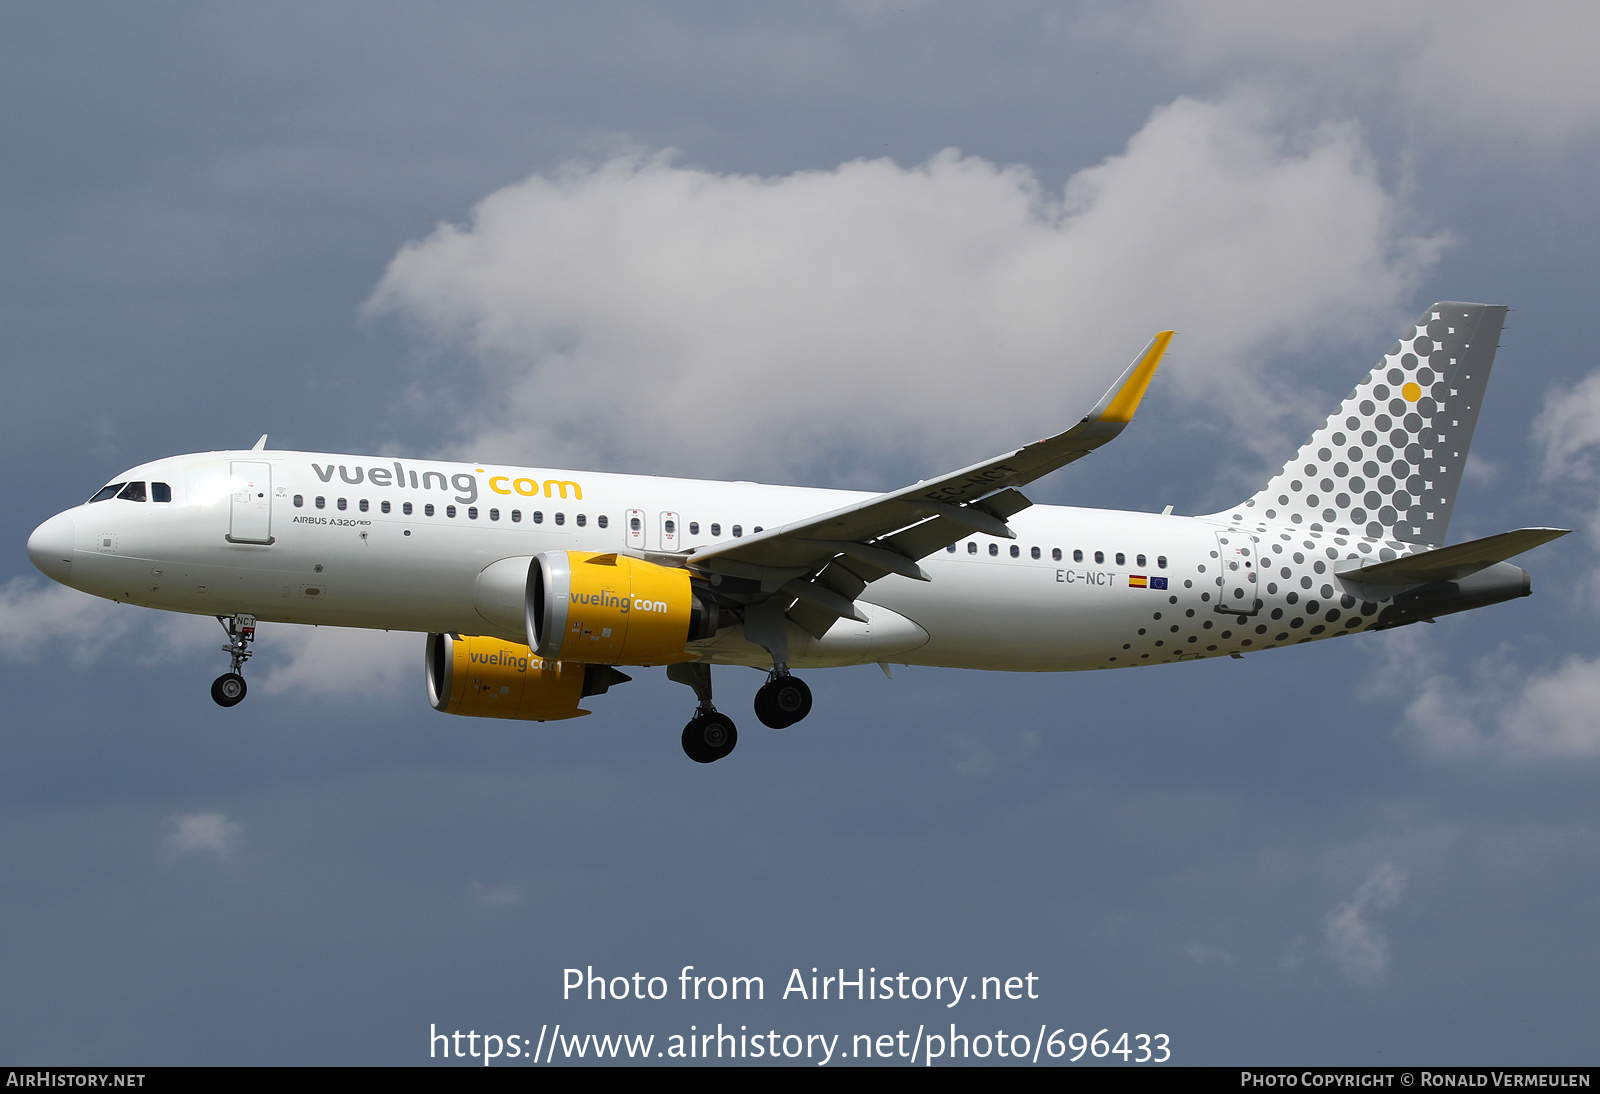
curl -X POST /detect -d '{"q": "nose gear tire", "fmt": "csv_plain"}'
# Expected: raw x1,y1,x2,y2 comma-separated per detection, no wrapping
211,673,248,707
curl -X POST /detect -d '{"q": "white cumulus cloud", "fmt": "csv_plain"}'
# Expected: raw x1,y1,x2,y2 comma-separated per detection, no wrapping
166,813,242,857
1324,862,1406,986
1142,0,1600,145
257,624,420,701
367,94,1440,486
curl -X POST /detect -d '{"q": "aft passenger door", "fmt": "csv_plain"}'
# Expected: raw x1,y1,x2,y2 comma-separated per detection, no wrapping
227,461,274,545
1213,530,1259,615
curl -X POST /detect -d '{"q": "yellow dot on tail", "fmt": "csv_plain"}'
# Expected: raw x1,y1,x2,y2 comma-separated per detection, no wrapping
1402,382,1422,402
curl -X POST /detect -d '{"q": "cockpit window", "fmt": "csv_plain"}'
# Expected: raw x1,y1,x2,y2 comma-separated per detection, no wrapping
117,482,147,502
151,482,172,502
89,483,125,503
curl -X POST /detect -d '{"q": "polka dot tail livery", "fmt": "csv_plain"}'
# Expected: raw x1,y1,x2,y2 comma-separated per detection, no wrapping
1228,303,1506,548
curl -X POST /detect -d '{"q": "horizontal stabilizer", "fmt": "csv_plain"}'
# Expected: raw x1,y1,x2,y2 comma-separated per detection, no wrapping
1338,527,1568,585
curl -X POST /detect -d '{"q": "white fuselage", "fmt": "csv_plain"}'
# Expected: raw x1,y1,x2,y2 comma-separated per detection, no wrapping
35,450,1397,672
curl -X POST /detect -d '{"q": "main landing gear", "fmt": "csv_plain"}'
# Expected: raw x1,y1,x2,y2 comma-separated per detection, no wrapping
668,662,737,763
211,613,256,708
754,670,812,729
667,662,816,762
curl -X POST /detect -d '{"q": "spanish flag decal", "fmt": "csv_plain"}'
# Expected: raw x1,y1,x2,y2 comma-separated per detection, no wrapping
1128,575,1148,589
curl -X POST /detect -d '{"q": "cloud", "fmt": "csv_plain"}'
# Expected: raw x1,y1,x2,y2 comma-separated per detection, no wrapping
367,94,1440,486
166,813,241,856
0,579,213,665
257,624,419,701
1324,862,1405,986
1402,652,1600,761
1142,1,1600,144
0,581,420,700
471,883,521,909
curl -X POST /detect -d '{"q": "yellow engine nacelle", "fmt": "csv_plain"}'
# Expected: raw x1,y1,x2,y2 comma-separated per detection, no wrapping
528,551,718,665
425,633,630,722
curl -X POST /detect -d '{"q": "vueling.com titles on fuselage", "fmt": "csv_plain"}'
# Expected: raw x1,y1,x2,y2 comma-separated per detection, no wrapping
308,462,582,507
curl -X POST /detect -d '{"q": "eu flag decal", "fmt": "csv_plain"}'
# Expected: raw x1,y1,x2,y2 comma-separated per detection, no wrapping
1128,575,1148,588
1151,576,1168,590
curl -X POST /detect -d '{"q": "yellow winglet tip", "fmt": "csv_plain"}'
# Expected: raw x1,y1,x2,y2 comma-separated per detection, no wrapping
1097,330,1173,424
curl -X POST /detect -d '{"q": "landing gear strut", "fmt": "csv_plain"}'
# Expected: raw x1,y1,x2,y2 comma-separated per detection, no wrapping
667,662,737,763
211,613,256,708
754,669,812,729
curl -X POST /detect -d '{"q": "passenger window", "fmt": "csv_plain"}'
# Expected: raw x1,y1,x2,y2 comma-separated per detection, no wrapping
967,541,977,554
710,523,721,536
989,543,999,556
576,513,586,527
732,525,742,537
1136,554,1146,567
89,483,125,503
554,512,565,525
359,499,369,512
533,511,543,524
689,522,699,535
424,503,435,517
489,508,499,521
630,516,641,531
597,515,608,529
1072,549,1082,562
293,495,304,508
1115,552,1125,565
381,500,391,514
511,510,521,522
316,496,326,509
947,544,956,553
664,519,675,534
1052,548,1061,561
1157,556,1167,569
403,502,413,515
1094,551,1104,564
753,526,763,533
1009,545,1020,558
152,482,172,503
447,505,457,518
1031,546,1040,559
467,507,478,519
337,498,347,511
118,482,147,502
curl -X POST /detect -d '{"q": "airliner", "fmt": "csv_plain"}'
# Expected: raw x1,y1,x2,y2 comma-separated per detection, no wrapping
26,303,1565,762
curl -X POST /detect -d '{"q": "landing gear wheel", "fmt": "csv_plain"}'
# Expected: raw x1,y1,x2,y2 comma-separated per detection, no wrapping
754,675,812,729
211,672,248,707
681,713,738,763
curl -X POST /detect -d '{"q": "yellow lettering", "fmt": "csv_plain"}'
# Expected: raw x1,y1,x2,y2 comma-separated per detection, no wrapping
544,480,582,500
489,476,511,495
513,478,539,497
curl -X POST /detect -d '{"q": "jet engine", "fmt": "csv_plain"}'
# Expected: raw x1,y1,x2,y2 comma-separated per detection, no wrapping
426,632,630,722
528,551,720,665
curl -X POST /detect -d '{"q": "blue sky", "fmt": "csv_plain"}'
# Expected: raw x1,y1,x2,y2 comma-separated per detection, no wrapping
3,2,1598,1065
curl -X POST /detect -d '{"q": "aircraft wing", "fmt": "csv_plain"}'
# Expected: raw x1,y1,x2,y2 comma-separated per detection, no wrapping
684,331,1174,638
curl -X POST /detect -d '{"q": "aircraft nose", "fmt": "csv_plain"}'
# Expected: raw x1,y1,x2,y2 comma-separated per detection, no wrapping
27,511,75,585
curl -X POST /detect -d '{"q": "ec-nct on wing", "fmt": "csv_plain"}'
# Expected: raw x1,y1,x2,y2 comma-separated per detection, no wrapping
687,331,1174,638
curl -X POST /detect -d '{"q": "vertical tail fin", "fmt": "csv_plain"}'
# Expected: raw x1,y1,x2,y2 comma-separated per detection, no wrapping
1217,302,1506,545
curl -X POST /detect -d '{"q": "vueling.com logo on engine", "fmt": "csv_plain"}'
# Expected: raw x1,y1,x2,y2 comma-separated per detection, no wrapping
570,590,668,614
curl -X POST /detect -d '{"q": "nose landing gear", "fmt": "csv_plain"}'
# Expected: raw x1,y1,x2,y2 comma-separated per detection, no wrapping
211,613,256,708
